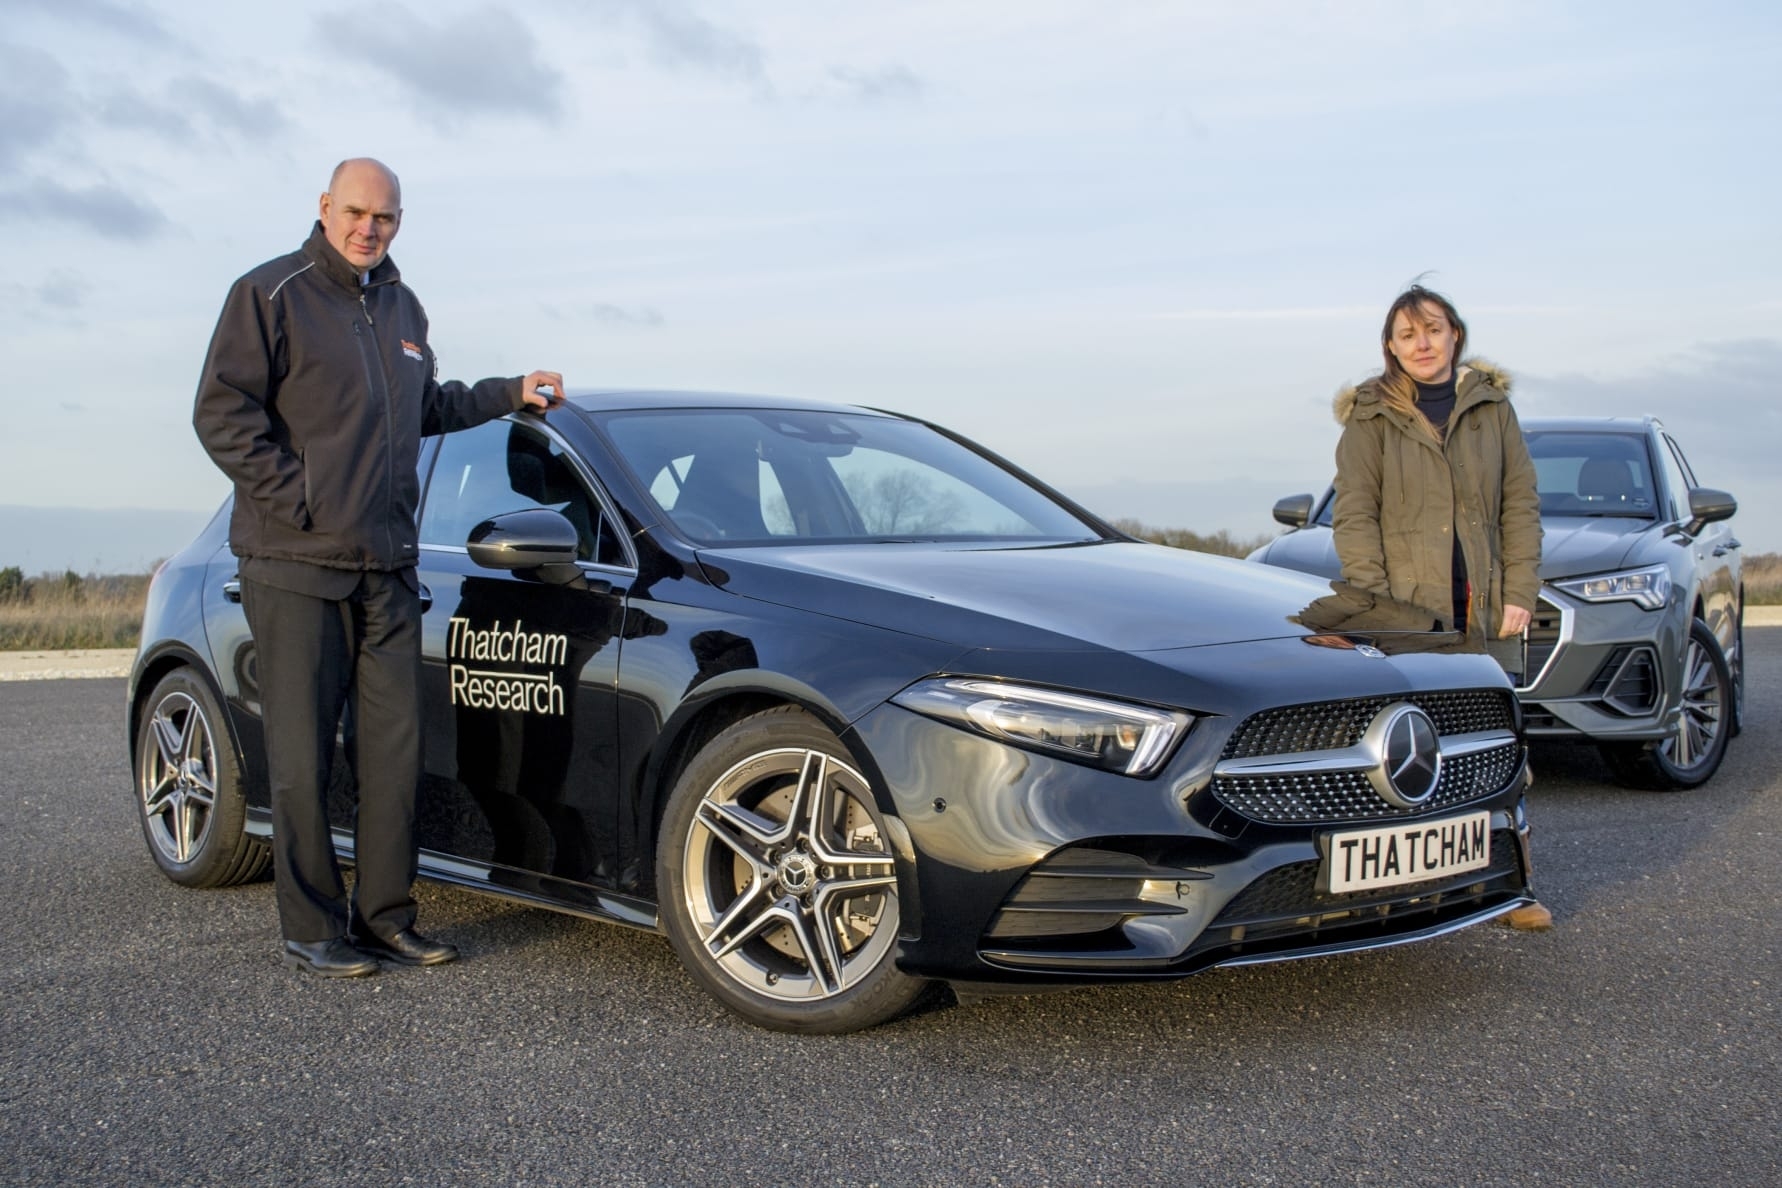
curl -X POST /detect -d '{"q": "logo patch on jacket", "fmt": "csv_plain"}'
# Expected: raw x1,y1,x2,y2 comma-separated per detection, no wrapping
401,339,424,363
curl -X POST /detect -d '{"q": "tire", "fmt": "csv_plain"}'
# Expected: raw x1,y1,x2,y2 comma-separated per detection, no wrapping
1728,607,1745,739
655,706,936,1033
133,669,270,887
1598,618,1733,791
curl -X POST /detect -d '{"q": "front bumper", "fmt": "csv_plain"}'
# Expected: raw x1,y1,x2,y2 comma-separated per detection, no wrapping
850,695,1532,985
1518,589,1687,741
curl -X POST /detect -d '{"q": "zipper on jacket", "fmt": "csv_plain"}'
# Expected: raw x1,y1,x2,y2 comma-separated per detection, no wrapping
359,289,375,326
351,317,400,562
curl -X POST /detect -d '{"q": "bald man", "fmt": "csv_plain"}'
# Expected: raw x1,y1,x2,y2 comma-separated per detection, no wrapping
194,159,565,977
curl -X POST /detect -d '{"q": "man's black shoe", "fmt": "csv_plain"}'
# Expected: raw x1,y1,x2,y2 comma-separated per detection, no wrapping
282,938,379,978
353,928,459,967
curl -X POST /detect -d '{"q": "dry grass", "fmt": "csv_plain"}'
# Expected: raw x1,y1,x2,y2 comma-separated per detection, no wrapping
1746,552,1782,604
0,570,151,651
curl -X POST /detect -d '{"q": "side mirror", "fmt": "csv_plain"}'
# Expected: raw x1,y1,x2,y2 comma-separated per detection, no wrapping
467,508,581,583
1272,493,1315,529
1684,487,1736,535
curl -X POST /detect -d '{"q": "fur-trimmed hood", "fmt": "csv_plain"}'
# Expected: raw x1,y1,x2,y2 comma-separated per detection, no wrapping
1333,358,1512,424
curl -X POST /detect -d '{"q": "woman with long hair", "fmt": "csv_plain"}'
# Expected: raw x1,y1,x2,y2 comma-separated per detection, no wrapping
1331,283,1551,930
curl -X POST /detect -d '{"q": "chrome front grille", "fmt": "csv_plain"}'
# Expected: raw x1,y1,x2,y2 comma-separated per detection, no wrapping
1210,689,1522,825
1222,689,1515,759
1211,742,1523,824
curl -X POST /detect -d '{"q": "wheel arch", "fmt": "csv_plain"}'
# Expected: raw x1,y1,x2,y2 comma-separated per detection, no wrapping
632,673,879,897
127,645,233,775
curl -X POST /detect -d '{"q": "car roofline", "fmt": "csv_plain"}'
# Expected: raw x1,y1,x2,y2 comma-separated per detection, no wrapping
564,388,902,418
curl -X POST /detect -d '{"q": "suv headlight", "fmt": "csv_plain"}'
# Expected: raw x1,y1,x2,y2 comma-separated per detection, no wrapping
890,678,1192,777
1552,564,1671,611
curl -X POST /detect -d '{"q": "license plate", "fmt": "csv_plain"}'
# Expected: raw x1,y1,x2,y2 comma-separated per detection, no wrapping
1323,811,1491,894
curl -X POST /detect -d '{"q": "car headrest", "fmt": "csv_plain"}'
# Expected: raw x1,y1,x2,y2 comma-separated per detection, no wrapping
1577,457,1636,502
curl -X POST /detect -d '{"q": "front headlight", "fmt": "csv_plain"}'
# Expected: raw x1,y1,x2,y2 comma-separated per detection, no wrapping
890,678,1192,777
1552,564,1671,611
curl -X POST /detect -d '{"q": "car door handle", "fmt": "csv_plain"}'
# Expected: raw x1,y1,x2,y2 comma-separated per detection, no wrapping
1713,539,1740,556
225,576,429,608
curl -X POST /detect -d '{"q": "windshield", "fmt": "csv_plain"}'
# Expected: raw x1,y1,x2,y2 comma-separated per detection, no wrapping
1525,430,1657,519
598,408,1103,545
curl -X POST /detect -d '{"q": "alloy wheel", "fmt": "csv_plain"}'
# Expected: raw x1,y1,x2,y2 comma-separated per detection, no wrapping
138,690,219,866
1657,633,1724,776
680,746,899,1002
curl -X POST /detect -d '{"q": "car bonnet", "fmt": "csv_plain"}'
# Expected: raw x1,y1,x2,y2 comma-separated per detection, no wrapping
694,539,1334,652
1537,516,1656,580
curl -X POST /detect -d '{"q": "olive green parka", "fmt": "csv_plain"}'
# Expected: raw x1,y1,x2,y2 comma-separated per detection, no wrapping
1331,360,1542,665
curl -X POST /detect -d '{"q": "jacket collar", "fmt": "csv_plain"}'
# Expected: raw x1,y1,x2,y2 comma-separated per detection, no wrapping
301,220,402,294
1333,357,1513,426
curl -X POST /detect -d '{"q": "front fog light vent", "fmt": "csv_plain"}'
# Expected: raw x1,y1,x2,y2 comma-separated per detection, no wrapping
1592,646,1661,716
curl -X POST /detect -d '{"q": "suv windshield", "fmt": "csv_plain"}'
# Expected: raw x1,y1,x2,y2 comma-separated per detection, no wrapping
1525,430,1657,518
598,408,1103,545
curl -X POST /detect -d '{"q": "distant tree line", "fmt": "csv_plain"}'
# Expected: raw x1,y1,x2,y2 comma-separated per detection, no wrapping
1110,519,1274,559
0,567,151,604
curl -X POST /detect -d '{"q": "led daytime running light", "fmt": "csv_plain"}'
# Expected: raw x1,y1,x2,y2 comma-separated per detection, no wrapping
892,678,1191,776
1553,565,1670,611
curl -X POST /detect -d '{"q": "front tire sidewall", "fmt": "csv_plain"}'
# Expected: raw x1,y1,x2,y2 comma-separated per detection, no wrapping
1728,608,1745,738
655,707,930,1034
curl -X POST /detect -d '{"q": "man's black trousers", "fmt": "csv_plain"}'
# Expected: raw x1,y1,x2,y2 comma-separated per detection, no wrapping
241,572,422,944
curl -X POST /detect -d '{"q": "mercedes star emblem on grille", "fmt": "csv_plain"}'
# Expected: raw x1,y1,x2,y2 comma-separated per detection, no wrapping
1364,703,1443,808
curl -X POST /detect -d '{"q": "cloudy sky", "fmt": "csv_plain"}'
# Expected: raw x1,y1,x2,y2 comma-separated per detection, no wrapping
4,0,1779,568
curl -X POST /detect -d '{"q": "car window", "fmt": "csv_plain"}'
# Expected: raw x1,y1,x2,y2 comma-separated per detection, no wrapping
420,419,628,566
1523,431,1657,518
1660,434,1700,518
648,454,797,535
599,408,1101,544
1314,489,1335,527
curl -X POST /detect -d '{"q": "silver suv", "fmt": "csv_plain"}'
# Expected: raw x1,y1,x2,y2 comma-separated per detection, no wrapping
1249,416,1743,790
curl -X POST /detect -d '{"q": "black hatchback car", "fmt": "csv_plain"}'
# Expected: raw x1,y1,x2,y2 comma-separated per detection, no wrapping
1250,416,1743,790
131,390,1535,1032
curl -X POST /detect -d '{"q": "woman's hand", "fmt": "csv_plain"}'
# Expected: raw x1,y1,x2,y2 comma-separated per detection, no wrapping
1499,605,1533,637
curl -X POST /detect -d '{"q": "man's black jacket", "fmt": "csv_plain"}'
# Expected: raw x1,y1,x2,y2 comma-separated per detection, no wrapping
193,222,523,573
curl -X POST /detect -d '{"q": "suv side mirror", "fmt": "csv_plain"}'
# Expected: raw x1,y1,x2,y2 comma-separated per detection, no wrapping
1684,487,1737,535
1271,493,1315,529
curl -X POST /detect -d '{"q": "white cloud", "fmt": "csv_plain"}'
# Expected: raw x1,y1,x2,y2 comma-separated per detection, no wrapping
0,177,169,239
321,4,567,126
591,0,768,85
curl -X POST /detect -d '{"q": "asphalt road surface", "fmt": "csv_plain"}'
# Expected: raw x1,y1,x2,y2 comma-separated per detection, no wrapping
3,634,1778,1187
